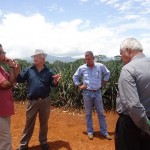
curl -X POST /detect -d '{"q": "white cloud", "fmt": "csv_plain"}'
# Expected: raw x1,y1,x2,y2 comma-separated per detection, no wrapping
105,0,119,5
0,12,150,60
123,14,140,20
0,10,2,17
117,1,132,11
47,4,64,12
80,0,89,2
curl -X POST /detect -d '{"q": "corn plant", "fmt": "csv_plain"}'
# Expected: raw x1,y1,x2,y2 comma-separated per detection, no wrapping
102,59,123,111
12,59,31,101
12,56,123,111
50,61,84,110
12,82,28,101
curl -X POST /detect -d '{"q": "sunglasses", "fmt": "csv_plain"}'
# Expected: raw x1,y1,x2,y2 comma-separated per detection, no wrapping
0,51,6,55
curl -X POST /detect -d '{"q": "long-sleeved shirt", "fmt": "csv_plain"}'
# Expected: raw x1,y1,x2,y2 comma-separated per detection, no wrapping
116,53,150,135
16,65,55,100
73,62,110,90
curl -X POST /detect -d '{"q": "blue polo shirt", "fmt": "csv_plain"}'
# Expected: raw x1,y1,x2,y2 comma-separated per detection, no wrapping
16,65,55,100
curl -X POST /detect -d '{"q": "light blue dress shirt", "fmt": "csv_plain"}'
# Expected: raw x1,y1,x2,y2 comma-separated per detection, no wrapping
73,62,110,90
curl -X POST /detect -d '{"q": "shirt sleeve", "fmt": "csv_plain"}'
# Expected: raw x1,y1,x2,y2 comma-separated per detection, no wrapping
0,72,6,84
73,67,82,86
119,68,150,135
101,65,110,81
49,70,55,87
16,68,28,83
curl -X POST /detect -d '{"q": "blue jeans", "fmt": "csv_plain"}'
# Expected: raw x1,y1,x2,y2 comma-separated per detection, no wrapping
83,90,108,136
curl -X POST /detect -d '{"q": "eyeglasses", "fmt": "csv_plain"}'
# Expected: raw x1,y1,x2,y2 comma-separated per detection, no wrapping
0,51,6,55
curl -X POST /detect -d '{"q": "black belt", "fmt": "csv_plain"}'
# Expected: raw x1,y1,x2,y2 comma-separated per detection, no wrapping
84,89,100,92
118,113,129,117
119,113,150,120
30,96,48,100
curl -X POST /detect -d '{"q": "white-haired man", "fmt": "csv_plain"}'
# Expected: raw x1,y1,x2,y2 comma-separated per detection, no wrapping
115,38,150,150
17,49,61,150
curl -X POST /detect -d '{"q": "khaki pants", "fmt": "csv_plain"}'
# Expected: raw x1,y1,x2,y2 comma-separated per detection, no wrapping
19,97,51,149
0,117,12,150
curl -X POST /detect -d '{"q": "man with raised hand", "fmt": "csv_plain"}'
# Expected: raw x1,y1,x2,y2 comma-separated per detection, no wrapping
17,49,61,150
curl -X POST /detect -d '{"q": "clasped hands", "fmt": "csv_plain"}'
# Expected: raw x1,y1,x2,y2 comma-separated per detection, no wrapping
4,57,18,68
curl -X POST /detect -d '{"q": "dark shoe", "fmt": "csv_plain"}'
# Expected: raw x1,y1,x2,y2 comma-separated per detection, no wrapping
88,133,93,140
17,148,28,150
41,144,49,150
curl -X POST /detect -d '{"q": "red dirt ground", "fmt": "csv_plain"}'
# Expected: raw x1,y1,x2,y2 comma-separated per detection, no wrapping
11,102,118,150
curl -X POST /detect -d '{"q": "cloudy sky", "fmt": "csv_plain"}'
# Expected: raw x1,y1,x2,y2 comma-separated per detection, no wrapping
0,0,150,59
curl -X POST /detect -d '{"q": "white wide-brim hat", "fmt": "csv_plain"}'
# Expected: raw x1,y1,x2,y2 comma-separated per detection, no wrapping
31,49,47,58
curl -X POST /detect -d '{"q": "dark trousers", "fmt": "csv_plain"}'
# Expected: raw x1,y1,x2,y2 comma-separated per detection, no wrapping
115,114,150,150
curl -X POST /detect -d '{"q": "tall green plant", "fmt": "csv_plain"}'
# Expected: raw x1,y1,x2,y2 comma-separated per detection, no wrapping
12,59,31,101
12,56,123,111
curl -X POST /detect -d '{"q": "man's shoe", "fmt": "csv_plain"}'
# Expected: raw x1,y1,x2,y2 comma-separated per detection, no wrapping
41,143,49,150
104,134,112,140
17,148,28,150
88,133,93,140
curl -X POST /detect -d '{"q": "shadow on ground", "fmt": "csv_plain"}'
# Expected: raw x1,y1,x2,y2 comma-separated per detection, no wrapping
25,140,72,150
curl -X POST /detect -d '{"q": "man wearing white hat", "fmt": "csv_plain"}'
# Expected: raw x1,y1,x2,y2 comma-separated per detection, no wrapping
16,49,61,150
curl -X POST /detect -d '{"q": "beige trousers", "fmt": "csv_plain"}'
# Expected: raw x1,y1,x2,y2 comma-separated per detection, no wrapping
0,117,12,150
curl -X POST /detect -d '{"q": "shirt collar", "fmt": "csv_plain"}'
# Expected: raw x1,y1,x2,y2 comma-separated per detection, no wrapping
32,64,47,71
86,62,96,68
131,53,145,61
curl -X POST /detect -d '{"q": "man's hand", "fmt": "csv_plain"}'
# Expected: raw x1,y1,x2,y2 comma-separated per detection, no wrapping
5,57,19,78
78,84,87,90
53,73,61,85
101,80,108,88
4,57,14,66
5,57,18,68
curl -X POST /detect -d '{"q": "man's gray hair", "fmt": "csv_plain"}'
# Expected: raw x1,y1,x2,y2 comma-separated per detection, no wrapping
120,38,143,52
85,51,94,57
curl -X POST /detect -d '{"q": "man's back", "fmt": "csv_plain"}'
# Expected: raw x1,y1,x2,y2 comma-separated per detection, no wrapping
123,56,150,116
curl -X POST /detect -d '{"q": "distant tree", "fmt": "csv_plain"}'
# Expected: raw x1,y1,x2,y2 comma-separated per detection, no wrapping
15,59,31,71
95,55,106,62
114,55,121,61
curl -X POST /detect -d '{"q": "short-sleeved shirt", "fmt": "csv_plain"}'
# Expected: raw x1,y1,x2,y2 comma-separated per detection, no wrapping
0,66,14,117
